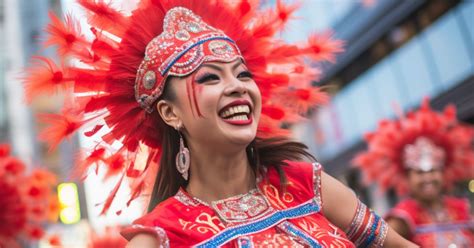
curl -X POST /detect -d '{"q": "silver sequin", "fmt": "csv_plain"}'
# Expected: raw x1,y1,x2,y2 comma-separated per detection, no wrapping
143,70,156,90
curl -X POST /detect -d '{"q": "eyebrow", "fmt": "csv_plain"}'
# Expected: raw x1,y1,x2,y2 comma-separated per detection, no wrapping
200,60,243,72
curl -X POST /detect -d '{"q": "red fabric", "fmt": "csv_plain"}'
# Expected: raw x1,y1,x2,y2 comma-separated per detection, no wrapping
121,161,355,247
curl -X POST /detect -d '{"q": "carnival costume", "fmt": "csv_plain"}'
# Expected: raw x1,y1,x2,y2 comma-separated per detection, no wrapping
24,0,388,246
354,99,474,247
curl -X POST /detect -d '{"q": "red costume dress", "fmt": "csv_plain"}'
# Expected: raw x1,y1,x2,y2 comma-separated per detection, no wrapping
387,197,474,247
122,161,386,247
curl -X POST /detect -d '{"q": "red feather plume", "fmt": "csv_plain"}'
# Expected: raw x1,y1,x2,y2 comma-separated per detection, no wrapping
23,57,72,102
353,99,474,195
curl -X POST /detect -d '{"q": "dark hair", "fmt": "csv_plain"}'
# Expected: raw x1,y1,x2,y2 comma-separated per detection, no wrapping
147,78,316,212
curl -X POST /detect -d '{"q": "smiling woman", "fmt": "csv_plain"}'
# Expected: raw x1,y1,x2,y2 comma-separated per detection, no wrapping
23,0,415,247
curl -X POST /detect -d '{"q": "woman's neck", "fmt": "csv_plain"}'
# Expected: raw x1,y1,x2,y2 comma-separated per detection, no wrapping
185,145,256,204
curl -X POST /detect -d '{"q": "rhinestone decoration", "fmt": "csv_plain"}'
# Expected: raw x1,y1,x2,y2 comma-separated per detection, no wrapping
208,40,234,56
143,70,156,90
277,221,322,247
186,21,201,33
175,30,191,41
211,188,272,224
403,137,445,171
312,162,323,207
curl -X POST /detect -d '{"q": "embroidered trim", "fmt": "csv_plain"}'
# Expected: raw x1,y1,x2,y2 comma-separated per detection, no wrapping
277,221,322,247
124,224,170,247
174,189,203,206
312,162,323,207
211,188,273,225
194,199,321,247
162,36,236,75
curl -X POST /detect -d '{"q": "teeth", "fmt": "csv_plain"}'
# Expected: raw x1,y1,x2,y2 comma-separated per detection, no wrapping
228,114,249,121
220,105,250,118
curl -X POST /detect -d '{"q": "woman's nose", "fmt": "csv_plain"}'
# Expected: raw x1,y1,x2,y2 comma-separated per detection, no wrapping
225,76,247,96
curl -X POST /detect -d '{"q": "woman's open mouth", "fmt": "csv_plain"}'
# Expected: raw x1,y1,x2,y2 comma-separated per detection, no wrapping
218,100,253,125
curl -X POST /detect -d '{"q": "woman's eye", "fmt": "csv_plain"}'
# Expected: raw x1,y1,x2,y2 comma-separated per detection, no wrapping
237,71,253,79
195,73,219,84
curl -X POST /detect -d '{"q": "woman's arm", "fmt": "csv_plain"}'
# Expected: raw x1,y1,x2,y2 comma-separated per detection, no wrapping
321,171,417,247
386,217,411,239
126,234,161,248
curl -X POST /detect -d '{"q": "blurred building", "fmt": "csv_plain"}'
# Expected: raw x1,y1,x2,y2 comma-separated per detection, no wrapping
290,0,474,214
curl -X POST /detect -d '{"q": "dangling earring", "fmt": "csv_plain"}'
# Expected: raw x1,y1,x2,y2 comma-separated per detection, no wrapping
175,124,190,180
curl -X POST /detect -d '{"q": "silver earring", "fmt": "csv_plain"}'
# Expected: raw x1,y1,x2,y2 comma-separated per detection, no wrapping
175,126,190,180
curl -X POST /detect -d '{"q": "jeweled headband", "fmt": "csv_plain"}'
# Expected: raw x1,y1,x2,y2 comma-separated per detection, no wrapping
403,137,445,171
135,7,243,113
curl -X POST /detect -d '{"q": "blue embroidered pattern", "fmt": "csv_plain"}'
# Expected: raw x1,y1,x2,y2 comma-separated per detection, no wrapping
161,36,235,75
280,221,322,247
195,200,320,247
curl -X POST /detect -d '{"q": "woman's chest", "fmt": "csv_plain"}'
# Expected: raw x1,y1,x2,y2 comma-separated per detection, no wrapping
170,188,354,247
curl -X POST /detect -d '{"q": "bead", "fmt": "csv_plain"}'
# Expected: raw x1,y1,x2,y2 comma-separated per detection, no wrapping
175,30,191,41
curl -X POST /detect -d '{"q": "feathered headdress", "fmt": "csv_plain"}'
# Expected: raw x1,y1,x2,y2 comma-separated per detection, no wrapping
353,99,474,195
24,0,344,214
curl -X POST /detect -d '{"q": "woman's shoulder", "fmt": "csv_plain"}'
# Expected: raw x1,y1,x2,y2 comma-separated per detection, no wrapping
267,160,321,178
121,194,207,242
264,160,323,206
120,197,178,241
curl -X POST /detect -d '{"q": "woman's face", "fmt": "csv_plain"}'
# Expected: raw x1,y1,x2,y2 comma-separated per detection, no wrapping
165,59,261,152
407,168,444,202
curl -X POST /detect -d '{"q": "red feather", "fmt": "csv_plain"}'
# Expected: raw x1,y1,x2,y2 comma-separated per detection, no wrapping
99,173,125,215
23,57,72,102
77,0,128,37
38,112,85,151
74,147,106,180
45,12,89,56
84,124,104,137
304,30,345,63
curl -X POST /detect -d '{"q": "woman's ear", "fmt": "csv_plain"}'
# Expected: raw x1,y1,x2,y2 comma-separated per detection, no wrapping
156,100,180,128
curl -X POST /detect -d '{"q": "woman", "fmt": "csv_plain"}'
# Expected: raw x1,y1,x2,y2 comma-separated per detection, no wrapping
354,100,474,247
24,0,414,247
